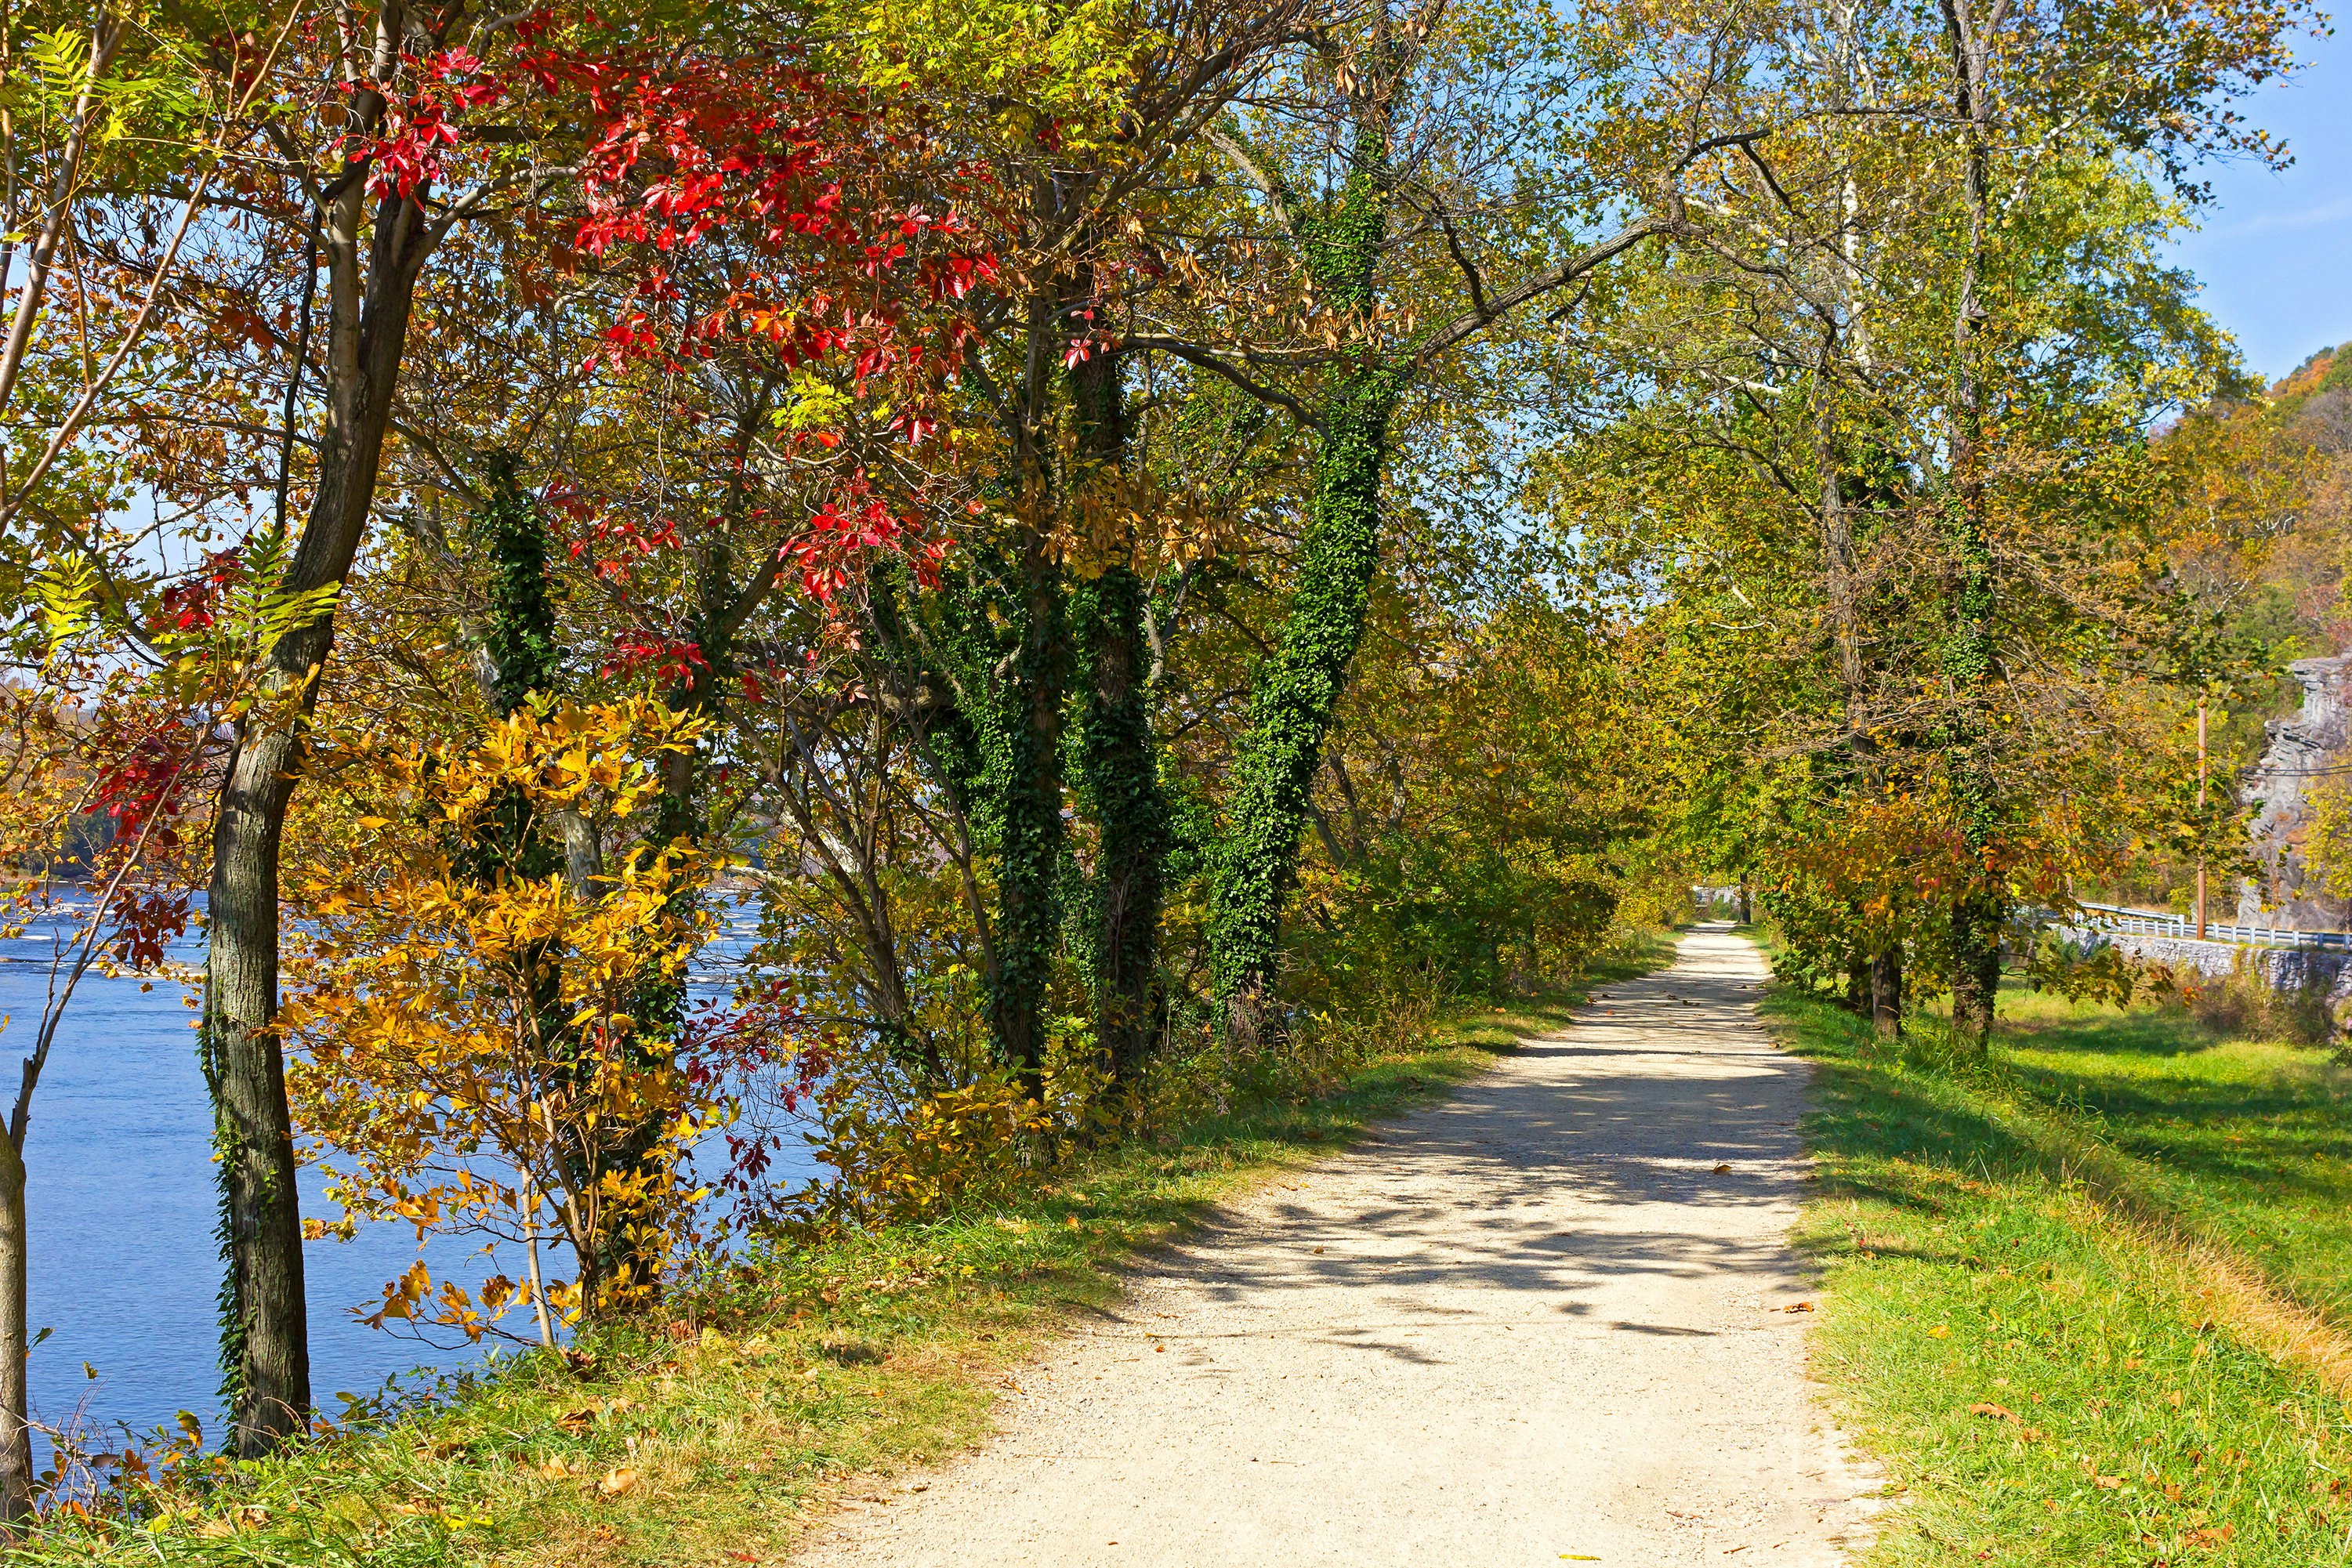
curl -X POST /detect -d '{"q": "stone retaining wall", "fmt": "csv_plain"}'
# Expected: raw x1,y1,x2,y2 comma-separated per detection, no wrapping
2059,925,2352,1004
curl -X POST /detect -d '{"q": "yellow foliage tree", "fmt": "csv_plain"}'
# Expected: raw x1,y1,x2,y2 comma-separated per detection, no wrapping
283,697,724,1347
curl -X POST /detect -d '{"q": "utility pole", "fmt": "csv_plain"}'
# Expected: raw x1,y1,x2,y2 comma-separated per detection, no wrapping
2195,700,2209,940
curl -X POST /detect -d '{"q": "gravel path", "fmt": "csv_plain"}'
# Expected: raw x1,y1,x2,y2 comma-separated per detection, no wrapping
795,924,1882,1567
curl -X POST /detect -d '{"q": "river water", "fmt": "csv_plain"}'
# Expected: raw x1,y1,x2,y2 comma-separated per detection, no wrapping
15,900,814,1454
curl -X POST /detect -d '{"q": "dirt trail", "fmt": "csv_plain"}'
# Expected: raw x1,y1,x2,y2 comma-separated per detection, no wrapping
795,925,1882,1567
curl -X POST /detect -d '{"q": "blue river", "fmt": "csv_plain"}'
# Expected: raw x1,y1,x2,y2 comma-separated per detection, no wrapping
15,900,816,1454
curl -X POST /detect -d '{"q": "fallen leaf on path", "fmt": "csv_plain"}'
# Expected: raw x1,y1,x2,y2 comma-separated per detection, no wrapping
2093,1475,2124,1490
1712,1163,1732,1174
1970,1403,2020,1424
1781,1302,1814,1313
598,1467,640,1496
1929,1325,1950,1338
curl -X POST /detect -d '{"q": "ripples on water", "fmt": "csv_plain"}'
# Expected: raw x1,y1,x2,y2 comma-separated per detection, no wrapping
15,899,815,1453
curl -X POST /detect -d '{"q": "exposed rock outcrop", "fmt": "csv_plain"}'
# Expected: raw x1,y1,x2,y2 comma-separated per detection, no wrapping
2239,655,2352,929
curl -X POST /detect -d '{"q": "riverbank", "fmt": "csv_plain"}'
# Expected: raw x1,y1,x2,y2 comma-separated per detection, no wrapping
22,936,1668,1566
1771,975,2352,1564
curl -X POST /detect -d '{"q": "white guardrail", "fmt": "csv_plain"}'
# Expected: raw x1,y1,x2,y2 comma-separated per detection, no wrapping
2071,900,2352,954
1687,889,2352,954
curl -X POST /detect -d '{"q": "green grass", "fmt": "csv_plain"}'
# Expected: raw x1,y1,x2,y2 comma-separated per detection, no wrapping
24,935,1669,1567
1998,990,2352,1328
1773,983,2352,1565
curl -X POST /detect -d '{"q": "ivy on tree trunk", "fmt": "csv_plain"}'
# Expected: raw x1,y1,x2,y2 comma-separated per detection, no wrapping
1067,337,1169,1085
1073,562,1169,1081
1207,136,1399,1043
990,545,1069,1103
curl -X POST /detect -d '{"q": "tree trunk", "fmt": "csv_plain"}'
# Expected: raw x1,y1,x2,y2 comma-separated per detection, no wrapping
0,1134,29,1526
201,747,313,1451
1209,365,1397,1041
1067,331,1168,1085
205,172,435,1456
1076,563,1168,1081
1940,0,2004,1051
991,541,1067,1103
1952,919,1999,1041
1207,110,1397,1041
1871,948,1902,1039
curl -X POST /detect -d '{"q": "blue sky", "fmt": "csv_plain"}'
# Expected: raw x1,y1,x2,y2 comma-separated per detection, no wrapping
2164,21,2352,384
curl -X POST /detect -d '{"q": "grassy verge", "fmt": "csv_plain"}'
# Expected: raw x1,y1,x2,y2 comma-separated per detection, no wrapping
1770,982,2352,1565
31,933,1671,1567
1997,991,2352,1331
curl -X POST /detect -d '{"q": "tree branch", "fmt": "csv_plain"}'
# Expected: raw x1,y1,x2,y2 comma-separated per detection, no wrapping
1411,212,1675,368
1124,334,1322,429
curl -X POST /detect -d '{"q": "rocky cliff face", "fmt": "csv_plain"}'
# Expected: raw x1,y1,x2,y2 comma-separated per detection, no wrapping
2240,654,2352,928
